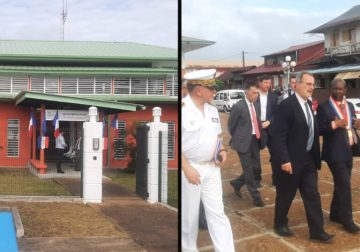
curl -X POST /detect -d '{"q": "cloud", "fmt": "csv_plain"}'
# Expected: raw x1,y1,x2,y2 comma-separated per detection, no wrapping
183,0,358,60
0,0,177,48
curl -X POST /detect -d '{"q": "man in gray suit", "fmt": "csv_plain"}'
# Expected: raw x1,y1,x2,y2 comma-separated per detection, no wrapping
228,82,265,207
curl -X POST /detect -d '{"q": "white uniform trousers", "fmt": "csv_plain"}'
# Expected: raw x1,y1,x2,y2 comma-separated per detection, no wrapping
182,160,234,252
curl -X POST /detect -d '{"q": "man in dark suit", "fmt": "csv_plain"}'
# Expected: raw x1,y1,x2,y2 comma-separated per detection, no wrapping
228,82,266,207
255,74,278,186
317,78,360,233
269,72,334,242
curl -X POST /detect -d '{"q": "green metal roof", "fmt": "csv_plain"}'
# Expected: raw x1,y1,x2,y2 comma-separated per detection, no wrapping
68,95,178,104
14,91,145,115
0,65,176,76
0,40,177,61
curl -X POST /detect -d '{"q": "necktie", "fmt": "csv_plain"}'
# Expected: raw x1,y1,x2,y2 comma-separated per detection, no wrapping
250,103,261,139
305,102,314,151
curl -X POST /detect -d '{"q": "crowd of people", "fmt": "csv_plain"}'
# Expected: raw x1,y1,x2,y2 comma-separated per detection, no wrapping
181,69,360,252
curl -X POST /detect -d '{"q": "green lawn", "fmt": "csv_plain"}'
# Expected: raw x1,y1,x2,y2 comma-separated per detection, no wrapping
0,168,72,196
105,169,178,208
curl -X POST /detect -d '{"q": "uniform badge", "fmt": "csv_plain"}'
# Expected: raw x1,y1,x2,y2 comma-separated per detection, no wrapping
212,118,219,123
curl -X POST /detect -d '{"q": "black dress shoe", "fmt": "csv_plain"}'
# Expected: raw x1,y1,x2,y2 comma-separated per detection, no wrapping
310,232,334,243
57,170,64,174
230,181,242,198
274,226,294,237
344,223,360,233
253,199,265,207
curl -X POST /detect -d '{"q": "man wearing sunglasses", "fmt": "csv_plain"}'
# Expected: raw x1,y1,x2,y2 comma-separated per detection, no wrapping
182,69,234,252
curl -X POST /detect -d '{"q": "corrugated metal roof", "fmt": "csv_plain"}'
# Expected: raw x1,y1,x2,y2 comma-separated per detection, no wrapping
182,36,215,53
0,65,175,76
0,40,177,60
263,41,323,57
15,91,144,114
307,5,360,33
242,64,283,75
305,64,360,74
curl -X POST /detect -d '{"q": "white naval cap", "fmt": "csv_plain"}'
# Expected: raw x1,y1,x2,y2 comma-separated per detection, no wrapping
184,69,216,86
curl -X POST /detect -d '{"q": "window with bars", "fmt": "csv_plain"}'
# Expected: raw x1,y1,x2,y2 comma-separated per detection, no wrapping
78,77,94,94
61,77,78,94
113,121,126,160
7,119,19,157
114,77,130,94
95,77,112,94
165,74,178,96
148,77,164,95
131,78,147,94
31,76,45,93
166,121,175,160
12,76,28,93
0,75,11,93
45,76,59,94
0,75,29,93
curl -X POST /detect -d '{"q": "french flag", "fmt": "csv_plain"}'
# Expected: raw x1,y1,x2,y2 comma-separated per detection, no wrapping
52,111,60,138
28,111,36,138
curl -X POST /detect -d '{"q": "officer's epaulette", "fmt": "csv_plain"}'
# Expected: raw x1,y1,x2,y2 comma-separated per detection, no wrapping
182,101,185,107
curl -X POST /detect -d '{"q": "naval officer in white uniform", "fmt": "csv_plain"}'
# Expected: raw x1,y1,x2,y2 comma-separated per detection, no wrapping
182,69,234,252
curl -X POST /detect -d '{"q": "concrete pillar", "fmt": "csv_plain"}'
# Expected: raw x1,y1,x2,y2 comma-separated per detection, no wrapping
83,107,103,203
146,107,168,204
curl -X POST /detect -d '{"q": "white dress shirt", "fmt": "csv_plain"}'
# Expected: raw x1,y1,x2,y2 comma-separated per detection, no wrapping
295,92,314,129
259,92,268,121
245,97,256,135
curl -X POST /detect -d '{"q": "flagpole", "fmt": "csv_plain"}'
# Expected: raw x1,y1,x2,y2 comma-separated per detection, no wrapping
39,104,46,174
32,108,36,160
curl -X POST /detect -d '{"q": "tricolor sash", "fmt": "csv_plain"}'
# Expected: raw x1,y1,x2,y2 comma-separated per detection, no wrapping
328,96,352,129
328,96,354,145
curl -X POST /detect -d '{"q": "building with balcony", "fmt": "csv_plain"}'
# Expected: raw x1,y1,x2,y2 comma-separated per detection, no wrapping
306,4,360,101
241,41,324,90
0,40,178,171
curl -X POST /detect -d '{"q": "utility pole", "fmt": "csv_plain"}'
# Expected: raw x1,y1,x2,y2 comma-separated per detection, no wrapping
242,51,246,67
60,0,68,40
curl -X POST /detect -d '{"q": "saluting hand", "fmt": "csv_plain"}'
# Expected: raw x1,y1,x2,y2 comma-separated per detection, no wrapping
281,162,292,174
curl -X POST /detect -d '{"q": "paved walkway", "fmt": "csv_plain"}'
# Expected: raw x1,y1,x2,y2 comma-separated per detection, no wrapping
17,177,177,251
197,112,360,251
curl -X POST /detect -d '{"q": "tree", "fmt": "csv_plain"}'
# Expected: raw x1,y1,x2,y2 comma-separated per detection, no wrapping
215,80,224,91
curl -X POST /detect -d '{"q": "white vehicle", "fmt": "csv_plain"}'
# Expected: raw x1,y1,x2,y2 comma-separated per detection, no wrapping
347,98,360,119
212,89,245,112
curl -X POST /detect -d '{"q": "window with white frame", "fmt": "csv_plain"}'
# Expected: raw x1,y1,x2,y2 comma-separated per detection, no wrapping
113,120,126,160
7,119,19,157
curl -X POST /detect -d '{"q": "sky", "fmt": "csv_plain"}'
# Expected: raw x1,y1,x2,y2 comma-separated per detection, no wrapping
0,0,177,49
182,0,360,62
